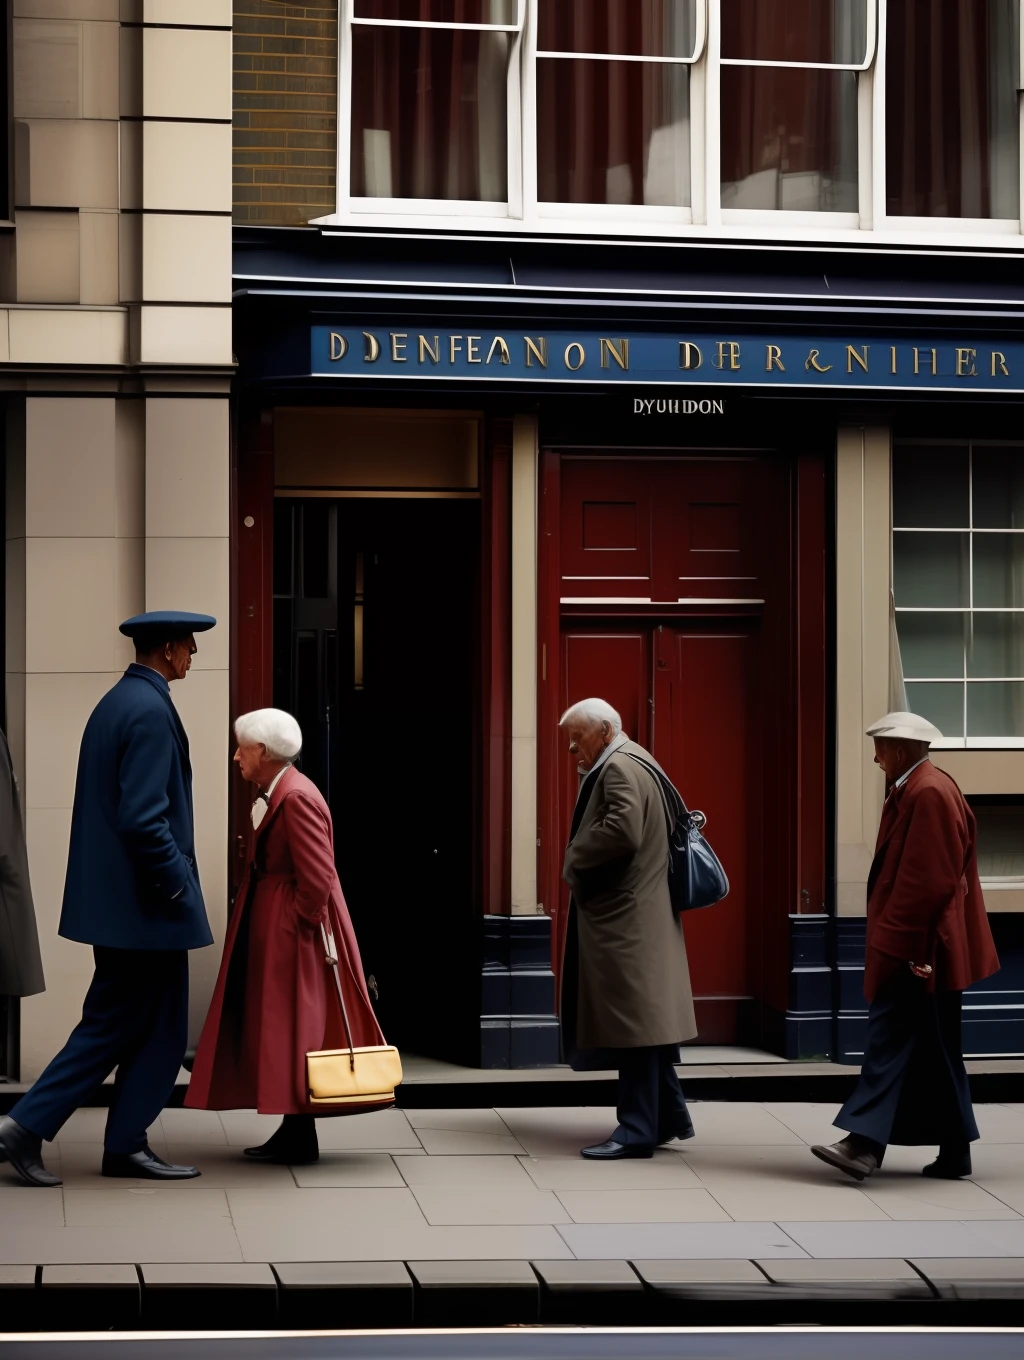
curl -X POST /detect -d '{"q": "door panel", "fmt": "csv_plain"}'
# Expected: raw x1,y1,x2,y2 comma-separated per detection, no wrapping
560,460,653,601
653,624,761,1044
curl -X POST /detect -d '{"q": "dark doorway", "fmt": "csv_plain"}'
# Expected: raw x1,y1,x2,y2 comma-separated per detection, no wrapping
273,498,481,1065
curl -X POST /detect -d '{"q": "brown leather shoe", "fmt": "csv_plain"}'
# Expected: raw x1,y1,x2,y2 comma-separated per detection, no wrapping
810,1137,879,1181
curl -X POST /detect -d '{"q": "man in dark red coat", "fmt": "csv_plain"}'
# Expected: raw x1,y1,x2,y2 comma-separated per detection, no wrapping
813,711,999,1183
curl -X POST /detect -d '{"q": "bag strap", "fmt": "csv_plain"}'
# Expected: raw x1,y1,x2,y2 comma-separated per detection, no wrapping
625,751,689,821
321,922,357,1072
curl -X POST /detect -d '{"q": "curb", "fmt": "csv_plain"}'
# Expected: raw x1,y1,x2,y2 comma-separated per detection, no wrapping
2,1258,1023,1332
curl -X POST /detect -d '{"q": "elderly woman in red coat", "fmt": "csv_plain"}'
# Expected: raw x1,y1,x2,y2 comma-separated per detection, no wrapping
186,708,390,1165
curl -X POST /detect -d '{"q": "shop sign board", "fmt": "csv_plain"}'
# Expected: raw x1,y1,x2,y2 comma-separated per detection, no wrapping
310,325,1023,393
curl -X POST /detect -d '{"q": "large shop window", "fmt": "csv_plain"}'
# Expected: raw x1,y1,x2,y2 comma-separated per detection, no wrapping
330,1,1024,239
886,0,1021,221
893,443,1024,747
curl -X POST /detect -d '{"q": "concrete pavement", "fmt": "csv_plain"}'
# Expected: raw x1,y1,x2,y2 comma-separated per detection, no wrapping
2,1100,1024,1266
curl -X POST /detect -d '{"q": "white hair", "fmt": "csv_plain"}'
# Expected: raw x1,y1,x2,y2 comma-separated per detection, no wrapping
558,698,623,736
234,708,302,763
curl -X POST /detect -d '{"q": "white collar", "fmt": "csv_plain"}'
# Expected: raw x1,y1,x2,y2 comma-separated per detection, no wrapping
894,756,929,789
263,765,289,799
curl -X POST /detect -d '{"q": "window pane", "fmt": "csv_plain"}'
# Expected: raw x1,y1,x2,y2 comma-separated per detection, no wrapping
538,58,690,205
720,67,858,211
968,681,1024,738
892,446,969,527
886,0,1021,218
893,533,969,607
351,26,509,200
973,534,1024,608
968,613,1024,679
906,681,964,737
722,0,868,65
355,1,519,22
538,0,698,59
971,803,1024,878
897,612,965,679
973,447,1024,529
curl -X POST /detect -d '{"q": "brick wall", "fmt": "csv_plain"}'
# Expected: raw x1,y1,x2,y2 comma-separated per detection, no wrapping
233,0,338,225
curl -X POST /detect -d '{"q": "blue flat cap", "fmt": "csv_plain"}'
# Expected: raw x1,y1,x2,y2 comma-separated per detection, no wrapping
119,611,217,638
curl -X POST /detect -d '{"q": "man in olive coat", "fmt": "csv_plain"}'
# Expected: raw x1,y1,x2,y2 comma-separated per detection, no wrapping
0,725,44,1003
812,711,999,1182
559,698,696,1160
0,612,216,1188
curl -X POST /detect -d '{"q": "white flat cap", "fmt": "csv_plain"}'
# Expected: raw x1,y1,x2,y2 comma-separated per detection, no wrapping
866,710,942,743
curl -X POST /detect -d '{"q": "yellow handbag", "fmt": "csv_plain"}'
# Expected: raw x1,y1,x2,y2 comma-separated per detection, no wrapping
306,923,403,1106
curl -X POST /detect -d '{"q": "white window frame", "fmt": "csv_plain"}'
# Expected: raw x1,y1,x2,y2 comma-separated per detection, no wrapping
319,0,1024,249
870,0,1023,241
338,0,527,221
526,0,707,230
892,438,1024,751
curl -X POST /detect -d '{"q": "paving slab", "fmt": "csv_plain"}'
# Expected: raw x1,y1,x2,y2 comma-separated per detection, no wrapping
706,1185,888,1222
411,1184,570,1226
555,1187,730,1224
860,1176,1021,1221
395,1154,535,1189
778,1219,1021,1258
139,1263,278,1331
291,1153,406,1189
40,1264,141,1331
558,1221,807,1260
521,1155,702,1190
532,1259,645,1324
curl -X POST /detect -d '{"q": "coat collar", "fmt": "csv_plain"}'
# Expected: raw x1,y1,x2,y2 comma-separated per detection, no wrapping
125,664,190,762
874,759,932,853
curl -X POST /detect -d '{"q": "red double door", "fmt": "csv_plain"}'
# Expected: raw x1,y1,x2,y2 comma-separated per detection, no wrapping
542,451,822,1047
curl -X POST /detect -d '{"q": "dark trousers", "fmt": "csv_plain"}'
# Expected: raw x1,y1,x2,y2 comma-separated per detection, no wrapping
835,971,977,1158
11,947,189,1155
613,1044,693,1149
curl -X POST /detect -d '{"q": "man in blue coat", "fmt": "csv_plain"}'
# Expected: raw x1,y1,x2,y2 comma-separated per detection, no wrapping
0,612,216,1187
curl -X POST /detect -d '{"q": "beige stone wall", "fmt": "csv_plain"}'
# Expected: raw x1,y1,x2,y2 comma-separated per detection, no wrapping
4,3,234,1078
835,426,892,919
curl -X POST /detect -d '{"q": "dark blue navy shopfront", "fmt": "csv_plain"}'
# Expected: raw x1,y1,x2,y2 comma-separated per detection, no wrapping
232,225,1024,1068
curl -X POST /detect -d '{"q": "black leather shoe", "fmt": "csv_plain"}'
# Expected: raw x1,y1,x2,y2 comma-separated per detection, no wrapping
101,1147,200,1180
658,1125,696,1145
810,1136,879,1181
923,1150,972,1179
243,1140,319,1165
0,1116,62,1187
580,1139,654,1161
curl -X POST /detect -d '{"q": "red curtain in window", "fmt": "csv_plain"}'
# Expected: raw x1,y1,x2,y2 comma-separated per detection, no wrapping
886,0,995,218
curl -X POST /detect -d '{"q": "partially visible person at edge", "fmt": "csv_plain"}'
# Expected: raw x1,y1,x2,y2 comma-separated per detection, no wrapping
813,711,999,1182
185,709,389,1165
559,698,696,1160
0,611,216,1188
0,721,45,1004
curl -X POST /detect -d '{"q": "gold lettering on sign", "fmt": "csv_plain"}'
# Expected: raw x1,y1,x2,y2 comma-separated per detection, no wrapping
805,349,832,373
765,345,785,372
564,342,586,371
891,346,898,374
913,348,938,376
449,335,464,363
363,332,380,362
467,336,482,363
390,332,408,362
486,336,511,365
525,336,548,368
992,351,1010,377
846,345,869,374
418,335,440,364
329,333,347,361
679,342,703,370
713,341,741,370
600,338,629,370
955,348,978,377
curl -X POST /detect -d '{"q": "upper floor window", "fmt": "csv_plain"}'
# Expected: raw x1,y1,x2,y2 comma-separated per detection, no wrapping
331,0,1023,238
886,0,1020,222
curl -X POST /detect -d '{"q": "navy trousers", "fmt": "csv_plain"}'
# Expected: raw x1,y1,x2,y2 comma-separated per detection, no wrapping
835,970,977,1157
613,1044,694,1149
11,947,189,1155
